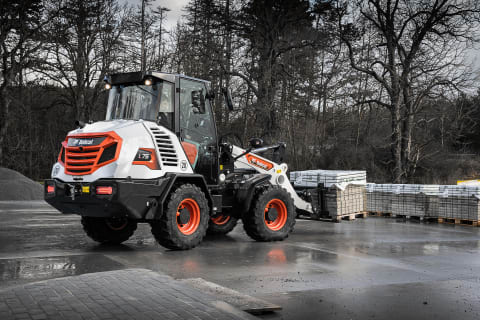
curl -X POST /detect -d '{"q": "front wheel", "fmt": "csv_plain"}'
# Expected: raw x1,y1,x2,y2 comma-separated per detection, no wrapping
81,216,137,244
242,186,295,241
150,184,209,250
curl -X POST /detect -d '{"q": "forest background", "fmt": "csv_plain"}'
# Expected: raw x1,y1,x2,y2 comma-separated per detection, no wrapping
1,0,480,184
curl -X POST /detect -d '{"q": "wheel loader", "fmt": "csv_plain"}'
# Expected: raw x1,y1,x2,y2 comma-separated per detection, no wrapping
44,71,313,250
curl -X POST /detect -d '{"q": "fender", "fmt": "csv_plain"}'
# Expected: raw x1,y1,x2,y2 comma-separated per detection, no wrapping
146,172,214,220
235,173,272,214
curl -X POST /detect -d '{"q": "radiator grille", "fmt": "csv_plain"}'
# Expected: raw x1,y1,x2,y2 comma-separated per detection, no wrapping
62,132,121,175
149,127,178,167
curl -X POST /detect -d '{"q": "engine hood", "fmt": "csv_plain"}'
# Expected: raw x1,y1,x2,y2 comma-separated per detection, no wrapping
68,119,156,135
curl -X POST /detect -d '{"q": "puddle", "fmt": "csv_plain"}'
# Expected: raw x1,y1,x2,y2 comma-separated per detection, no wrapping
0,254,124,286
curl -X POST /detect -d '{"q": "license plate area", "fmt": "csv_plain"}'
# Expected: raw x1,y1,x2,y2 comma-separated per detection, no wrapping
65,183,89,199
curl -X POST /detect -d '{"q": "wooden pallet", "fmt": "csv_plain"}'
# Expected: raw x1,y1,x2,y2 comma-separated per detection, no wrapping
332,212,368,222
441,218,479,227
368,211,392,217
394,215,424,221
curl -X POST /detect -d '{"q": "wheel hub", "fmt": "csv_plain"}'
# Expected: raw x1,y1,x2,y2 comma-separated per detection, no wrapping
177,207,191,225
266,207,279,222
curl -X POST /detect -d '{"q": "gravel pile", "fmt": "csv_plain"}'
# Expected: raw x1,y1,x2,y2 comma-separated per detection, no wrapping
0,168,44,200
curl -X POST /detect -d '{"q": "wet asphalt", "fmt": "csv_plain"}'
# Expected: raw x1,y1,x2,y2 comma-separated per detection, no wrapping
1,201,480,319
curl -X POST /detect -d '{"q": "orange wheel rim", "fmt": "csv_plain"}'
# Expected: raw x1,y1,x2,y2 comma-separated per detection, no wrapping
176,198,201,235
264,199,287,231
106,219,127,231
211,215,231,225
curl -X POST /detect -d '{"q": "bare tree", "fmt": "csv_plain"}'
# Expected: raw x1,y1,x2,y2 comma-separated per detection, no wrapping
339,0,480,182
37,0,128,120
0,0,53,165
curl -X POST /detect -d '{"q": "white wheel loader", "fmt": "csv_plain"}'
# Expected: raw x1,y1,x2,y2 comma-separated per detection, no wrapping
44,71,314,250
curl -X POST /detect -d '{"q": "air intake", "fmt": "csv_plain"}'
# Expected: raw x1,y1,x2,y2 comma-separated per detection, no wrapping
149,127,178,167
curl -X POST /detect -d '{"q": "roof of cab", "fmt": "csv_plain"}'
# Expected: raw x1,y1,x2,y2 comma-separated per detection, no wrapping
108,71,210,85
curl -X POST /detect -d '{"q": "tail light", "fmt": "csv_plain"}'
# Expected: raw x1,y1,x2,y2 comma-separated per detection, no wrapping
96,186,113,195
47,185,55,193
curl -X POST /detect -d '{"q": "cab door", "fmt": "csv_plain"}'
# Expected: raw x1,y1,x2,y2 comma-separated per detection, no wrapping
179,78,218,183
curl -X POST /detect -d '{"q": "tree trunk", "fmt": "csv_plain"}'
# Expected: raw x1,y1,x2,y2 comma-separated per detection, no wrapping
391,95,404,183
0,89,11,166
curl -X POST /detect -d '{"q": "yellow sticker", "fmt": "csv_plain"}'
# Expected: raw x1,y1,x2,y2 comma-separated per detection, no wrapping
82,186,90,193
220,165,224,170
276,169,282,174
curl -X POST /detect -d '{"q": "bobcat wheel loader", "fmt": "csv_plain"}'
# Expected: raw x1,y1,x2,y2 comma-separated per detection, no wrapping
44,71,313,250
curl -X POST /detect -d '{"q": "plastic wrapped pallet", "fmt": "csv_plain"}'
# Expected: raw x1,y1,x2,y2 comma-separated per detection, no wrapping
421,185,441,218
366,183,375,212
390,185,425,217
290,170,367,190
366,184,394,213
324,184,366,219
438,186,480,221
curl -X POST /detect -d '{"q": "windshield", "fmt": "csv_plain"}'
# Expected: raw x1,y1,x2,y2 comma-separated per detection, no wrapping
105,82,174,129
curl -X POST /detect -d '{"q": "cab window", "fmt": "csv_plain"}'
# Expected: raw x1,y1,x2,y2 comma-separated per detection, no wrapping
179,79,217,182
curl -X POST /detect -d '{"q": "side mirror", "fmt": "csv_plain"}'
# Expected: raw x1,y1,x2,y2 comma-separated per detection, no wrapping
249,138,263,148
222,88,234,111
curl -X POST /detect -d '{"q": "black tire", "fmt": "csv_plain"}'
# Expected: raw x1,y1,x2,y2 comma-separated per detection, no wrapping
242,186,296,241
207,213,238,235
81,216,137,244
150,184,209,250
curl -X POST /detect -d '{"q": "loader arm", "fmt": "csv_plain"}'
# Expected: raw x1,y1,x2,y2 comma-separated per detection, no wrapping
230,145,313,213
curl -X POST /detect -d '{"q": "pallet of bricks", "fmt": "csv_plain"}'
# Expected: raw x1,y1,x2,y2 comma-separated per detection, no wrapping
436,185,480,226
290,170,367,222
391,184,440,220
366,184,480,225
367,184,440,219
366,184,394,216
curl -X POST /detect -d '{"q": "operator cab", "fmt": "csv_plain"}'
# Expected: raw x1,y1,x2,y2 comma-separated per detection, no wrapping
104,71,219,184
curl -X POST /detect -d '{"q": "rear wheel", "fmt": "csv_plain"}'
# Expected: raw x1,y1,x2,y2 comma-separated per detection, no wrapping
242,186,295,241
150,184,209,250
207,213,238,235
81,216,137,244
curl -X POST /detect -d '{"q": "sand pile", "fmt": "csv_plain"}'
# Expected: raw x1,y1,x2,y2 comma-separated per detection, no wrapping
0,168,44,200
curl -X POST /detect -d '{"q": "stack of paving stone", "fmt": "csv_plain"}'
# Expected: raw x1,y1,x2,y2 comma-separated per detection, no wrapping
366,184,394,213
290,170,367,188
438,185,480,221
290,170,367,220
423,185,441,218
390,184,440,218
366,184,440,218
323,184,367,218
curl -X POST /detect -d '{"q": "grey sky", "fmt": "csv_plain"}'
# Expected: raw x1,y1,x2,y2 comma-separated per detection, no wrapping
127,0,188,30
127,0,479,79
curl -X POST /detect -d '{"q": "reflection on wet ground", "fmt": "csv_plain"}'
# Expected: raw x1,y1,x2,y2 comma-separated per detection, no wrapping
0,254,124,287
2,201,480,319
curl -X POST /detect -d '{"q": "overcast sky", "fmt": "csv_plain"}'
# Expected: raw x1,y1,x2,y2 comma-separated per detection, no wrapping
128,0,479,77
126,0,188,29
